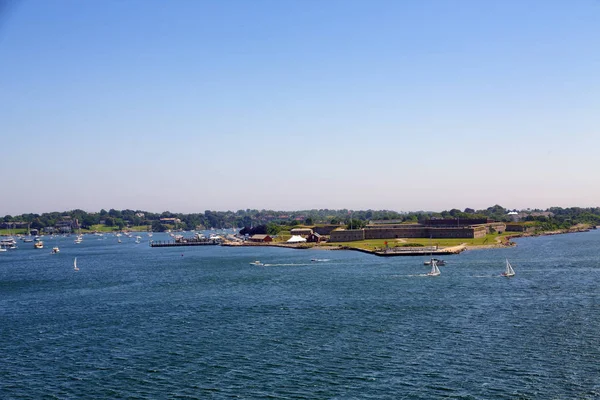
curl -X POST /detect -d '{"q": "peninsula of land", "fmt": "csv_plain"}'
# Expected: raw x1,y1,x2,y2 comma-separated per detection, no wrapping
2,206,598,256
217,221,594,257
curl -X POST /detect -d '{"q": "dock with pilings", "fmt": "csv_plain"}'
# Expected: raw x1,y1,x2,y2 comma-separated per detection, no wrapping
150,239,220,247
348,244,467,257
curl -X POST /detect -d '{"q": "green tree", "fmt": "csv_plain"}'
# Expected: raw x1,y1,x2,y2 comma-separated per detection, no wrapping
31,218,44,230
346,219,366,230
82,214,98,228
266,223,281,235
152,221,167,232
404,214,418,223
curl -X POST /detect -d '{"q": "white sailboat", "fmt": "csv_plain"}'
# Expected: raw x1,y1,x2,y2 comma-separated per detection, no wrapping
426,259,441,276
501,258,515,277
73,257,79,271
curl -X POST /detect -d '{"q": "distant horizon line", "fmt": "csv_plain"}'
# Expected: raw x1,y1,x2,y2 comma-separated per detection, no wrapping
4,204,598,217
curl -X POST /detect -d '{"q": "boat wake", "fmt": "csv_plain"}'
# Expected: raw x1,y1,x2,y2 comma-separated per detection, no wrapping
262,263,312,267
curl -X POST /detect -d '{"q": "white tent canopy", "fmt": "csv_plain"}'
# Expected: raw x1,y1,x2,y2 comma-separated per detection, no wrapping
287,235,307,243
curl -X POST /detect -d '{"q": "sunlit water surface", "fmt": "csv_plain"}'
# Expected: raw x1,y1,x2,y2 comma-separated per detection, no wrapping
1,231,600,398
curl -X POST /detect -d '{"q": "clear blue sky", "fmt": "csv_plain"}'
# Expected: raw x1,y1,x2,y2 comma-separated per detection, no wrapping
1,0,599,215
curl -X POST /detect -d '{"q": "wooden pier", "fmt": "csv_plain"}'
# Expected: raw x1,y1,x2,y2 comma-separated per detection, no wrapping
150,239,220,247
346,244,467,257
371,244,466,257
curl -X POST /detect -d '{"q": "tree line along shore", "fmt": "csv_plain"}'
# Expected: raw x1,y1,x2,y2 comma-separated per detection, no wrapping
2,206,598,249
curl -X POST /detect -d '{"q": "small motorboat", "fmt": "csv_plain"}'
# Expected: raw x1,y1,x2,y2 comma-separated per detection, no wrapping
51,247,60,254
249,260,264,266
424,258,445,266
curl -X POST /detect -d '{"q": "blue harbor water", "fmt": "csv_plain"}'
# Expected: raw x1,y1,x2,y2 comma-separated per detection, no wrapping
1,230,600,398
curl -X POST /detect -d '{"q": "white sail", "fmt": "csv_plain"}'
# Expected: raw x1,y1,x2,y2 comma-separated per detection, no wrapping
427,259,440,276
74,257,79,271
502,258,515,277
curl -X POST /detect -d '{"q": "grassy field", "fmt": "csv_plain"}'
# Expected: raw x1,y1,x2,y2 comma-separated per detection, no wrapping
241,229,516,250
83,225,118,233
319,232,516,251
122,225,153,232
0,229,27,235
239,229,516,249
273,233,292,242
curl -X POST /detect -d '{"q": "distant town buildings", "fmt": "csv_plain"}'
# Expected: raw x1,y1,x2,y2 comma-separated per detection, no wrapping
249,234,273,242
160,218,181,225
290,228,313,237
55,217,79,233
506,211,554,223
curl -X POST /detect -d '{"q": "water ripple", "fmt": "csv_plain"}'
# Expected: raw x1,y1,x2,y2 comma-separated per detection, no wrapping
1,231,600,398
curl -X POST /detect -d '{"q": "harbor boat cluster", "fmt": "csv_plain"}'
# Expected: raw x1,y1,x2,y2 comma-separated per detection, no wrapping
1,227,518,277
150,232,222,247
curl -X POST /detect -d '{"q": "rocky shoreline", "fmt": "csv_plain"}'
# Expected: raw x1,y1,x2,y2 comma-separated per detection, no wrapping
465,226,593,251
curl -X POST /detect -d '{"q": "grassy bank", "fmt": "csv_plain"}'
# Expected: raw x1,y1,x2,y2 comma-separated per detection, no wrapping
320,232,515,251
0,229,27,235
